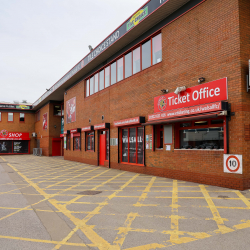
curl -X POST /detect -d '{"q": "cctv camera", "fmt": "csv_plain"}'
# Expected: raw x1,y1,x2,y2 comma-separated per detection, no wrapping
174,86,186,95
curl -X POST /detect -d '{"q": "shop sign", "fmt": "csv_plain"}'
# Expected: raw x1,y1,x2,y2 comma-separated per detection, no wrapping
94,123,110,130
114,117,145,127
126,7,148,31
82,126,94,132
0,104,32,109
149,101,225,121
154,78,228,113
63,130,68,135
0,130,30,140
224,154,243,174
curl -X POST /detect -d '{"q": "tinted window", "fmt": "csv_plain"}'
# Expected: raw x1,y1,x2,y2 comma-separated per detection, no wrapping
122,129,128,162
99,70,104,91
125,52,132,78
90,77,94,95
117,58,123,82
133,47,141,74
20,113,25,122
105,66,110,88
86,79,89,97
111,62,116,85
94,73,98,93
142,40,151,70
153,33,162,64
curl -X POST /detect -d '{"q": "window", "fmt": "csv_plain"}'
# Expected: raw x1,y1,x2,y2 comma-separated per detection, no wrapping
121,126,144,165
36,111,40,122
90,76,94,95
73,135,81,151
125,52,132,78
0,141,29,154
111,62,116,85
155,124,173,149
153,33,162,64
66,134,70,150
133,47,141,74
8,113,13,122
155,125,163,149
99,70,104,91
0,112,1,122
20,113,25,122
105,66,110,88
94,73,99,93
86,132,94,151
177,119,224,149
54,105,63,116
86,79,89,97
85,33,162,97
142,40,151,70
117,57,124,82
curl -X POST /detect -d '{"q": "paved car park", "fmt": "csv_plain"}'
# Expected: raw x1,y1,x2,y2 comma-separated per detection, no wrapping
0,155,250,250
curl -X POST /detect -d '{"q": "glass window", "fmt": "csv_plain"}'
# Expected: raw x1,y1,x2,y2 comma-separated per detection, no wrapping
155,125,163,149
94,73,99,93
20,113,25,122
194,121,208,126
86,132,94,151
8,113,13,122
211,119,224,124
117,58,124,82
122,127,144,164
0,141,13,153
74,137,80,150
105,66,110,88
54,105,61,116
14,141,29,153
111,62,116,85
90,76,94,95
0,112,1,121
142,40,151,70
62,105,64,116
122,129,128,162
153,33,162,65
86,79,89,97
180,123,192,128
133,47,141,74
99,70,104,91
180,127,224,149
125,52,132,78
106,130,109,160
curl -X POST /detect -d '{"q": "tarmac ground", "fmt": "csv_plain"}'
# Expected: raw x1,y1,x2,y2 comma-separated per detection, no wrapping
0,155,250,250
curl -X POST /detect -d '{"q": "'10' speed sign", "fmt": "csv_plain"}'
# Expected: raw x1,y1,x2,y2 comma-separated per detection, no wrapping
223,154,243,174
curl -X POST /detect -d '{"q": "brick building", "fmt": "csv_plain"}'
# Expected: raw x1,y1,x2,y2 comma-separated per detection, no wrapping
1,0,250,190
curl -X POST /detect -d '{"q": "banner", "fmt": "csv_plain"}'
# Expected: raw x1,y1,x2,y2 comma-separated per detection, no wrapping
66,97,76,124
43,113,48,130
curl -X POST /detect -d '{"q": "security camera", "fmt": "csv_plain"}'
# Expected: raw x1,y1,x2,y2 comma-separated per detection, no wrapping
198,77,205,84
161,89,169,93
174,86,186,95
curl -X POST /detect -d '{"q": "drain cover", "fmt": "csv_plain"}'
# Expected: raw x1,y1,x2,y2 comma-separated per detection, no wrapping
77,190,102,195
218,195,229,199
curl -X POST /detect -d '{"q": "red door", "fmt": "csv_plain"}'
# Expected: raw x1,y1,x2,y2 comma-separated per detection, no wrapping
52,138,61,156
99,134,106,166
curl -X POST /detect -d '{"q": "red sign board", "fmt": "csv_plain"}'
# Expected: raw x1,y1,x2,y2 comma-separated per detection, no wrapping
149,102,224,121
63,131,68,135
154,78,228,113
94,123,107,130
0,130,30,140
70,129,78,133
82,126,93,132
114,117,140,127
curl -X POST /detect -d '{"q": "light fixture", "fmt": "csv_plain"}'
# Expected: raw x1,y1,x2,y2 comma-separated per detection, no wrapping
89,118,91,123
102,115,104,120
198,77,205,84
54,125,57,128
174,86,186,95
88,45,93,51
161,89,169,94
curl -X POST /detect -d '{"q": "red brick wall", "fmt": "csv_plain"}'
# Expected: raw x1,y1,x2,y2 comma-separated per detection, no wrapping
63,0,250,189
0,111,36,153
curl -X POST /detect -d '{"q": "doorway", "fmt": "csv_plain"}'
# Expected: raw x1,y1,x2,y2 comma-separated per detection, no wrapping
52,138,61,156
99,130,109,166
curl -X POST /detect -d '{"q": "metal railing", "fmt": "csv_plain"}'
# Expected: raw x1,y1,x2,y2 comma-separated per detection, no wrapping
33,148,42,156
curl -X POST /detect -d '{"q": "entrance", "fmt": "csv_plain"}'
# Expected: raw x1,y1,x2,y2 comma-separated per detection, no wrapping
99,130,109,166
52,138,61,156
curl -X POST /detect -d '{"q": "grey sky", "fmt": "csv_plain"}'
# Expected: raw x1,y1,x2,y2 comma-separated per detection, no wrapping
0,0,147,103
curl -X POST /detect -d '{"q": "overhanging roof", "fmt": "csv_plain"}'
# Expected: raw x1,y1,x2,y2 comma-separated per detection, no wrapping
32,0,192,111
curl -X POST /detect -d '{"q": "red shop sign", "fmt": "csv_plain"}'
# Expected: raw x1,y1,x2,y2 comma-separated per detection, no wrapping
0,130,30,140
82,126,94,132
154,78,228,113
114,117,145,127
149,101,225,121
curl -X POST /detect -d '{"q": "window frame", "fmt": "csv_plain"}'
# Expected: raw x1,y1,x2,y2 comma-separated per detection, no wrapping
86,131,95,152
73,134,81,151
8,112,14,122
85,32,162,97
175,117,226,150
120,125,144,165
66,134,71,150
54,104,64,116
0,112,1,122
19,113,25,123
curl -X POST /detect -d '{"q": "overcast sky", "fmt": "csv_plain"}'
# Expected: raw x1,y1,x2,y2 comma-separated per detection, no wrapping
0,0,147,104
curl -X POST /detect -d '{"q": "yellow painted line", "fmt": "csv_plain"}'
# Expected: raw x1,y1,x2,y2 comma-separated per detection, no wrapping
134,177,156,207
170,180,179,243
235,191,250,209
113,212,138,248
233,220,250,230
124,243,166,250
0,156,6,161
199,185,234,234
0,234,86,247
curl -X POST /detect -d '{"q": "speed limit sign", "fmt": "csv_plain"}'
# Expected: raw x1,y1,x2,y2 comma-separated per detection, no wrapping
223,154,243,174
